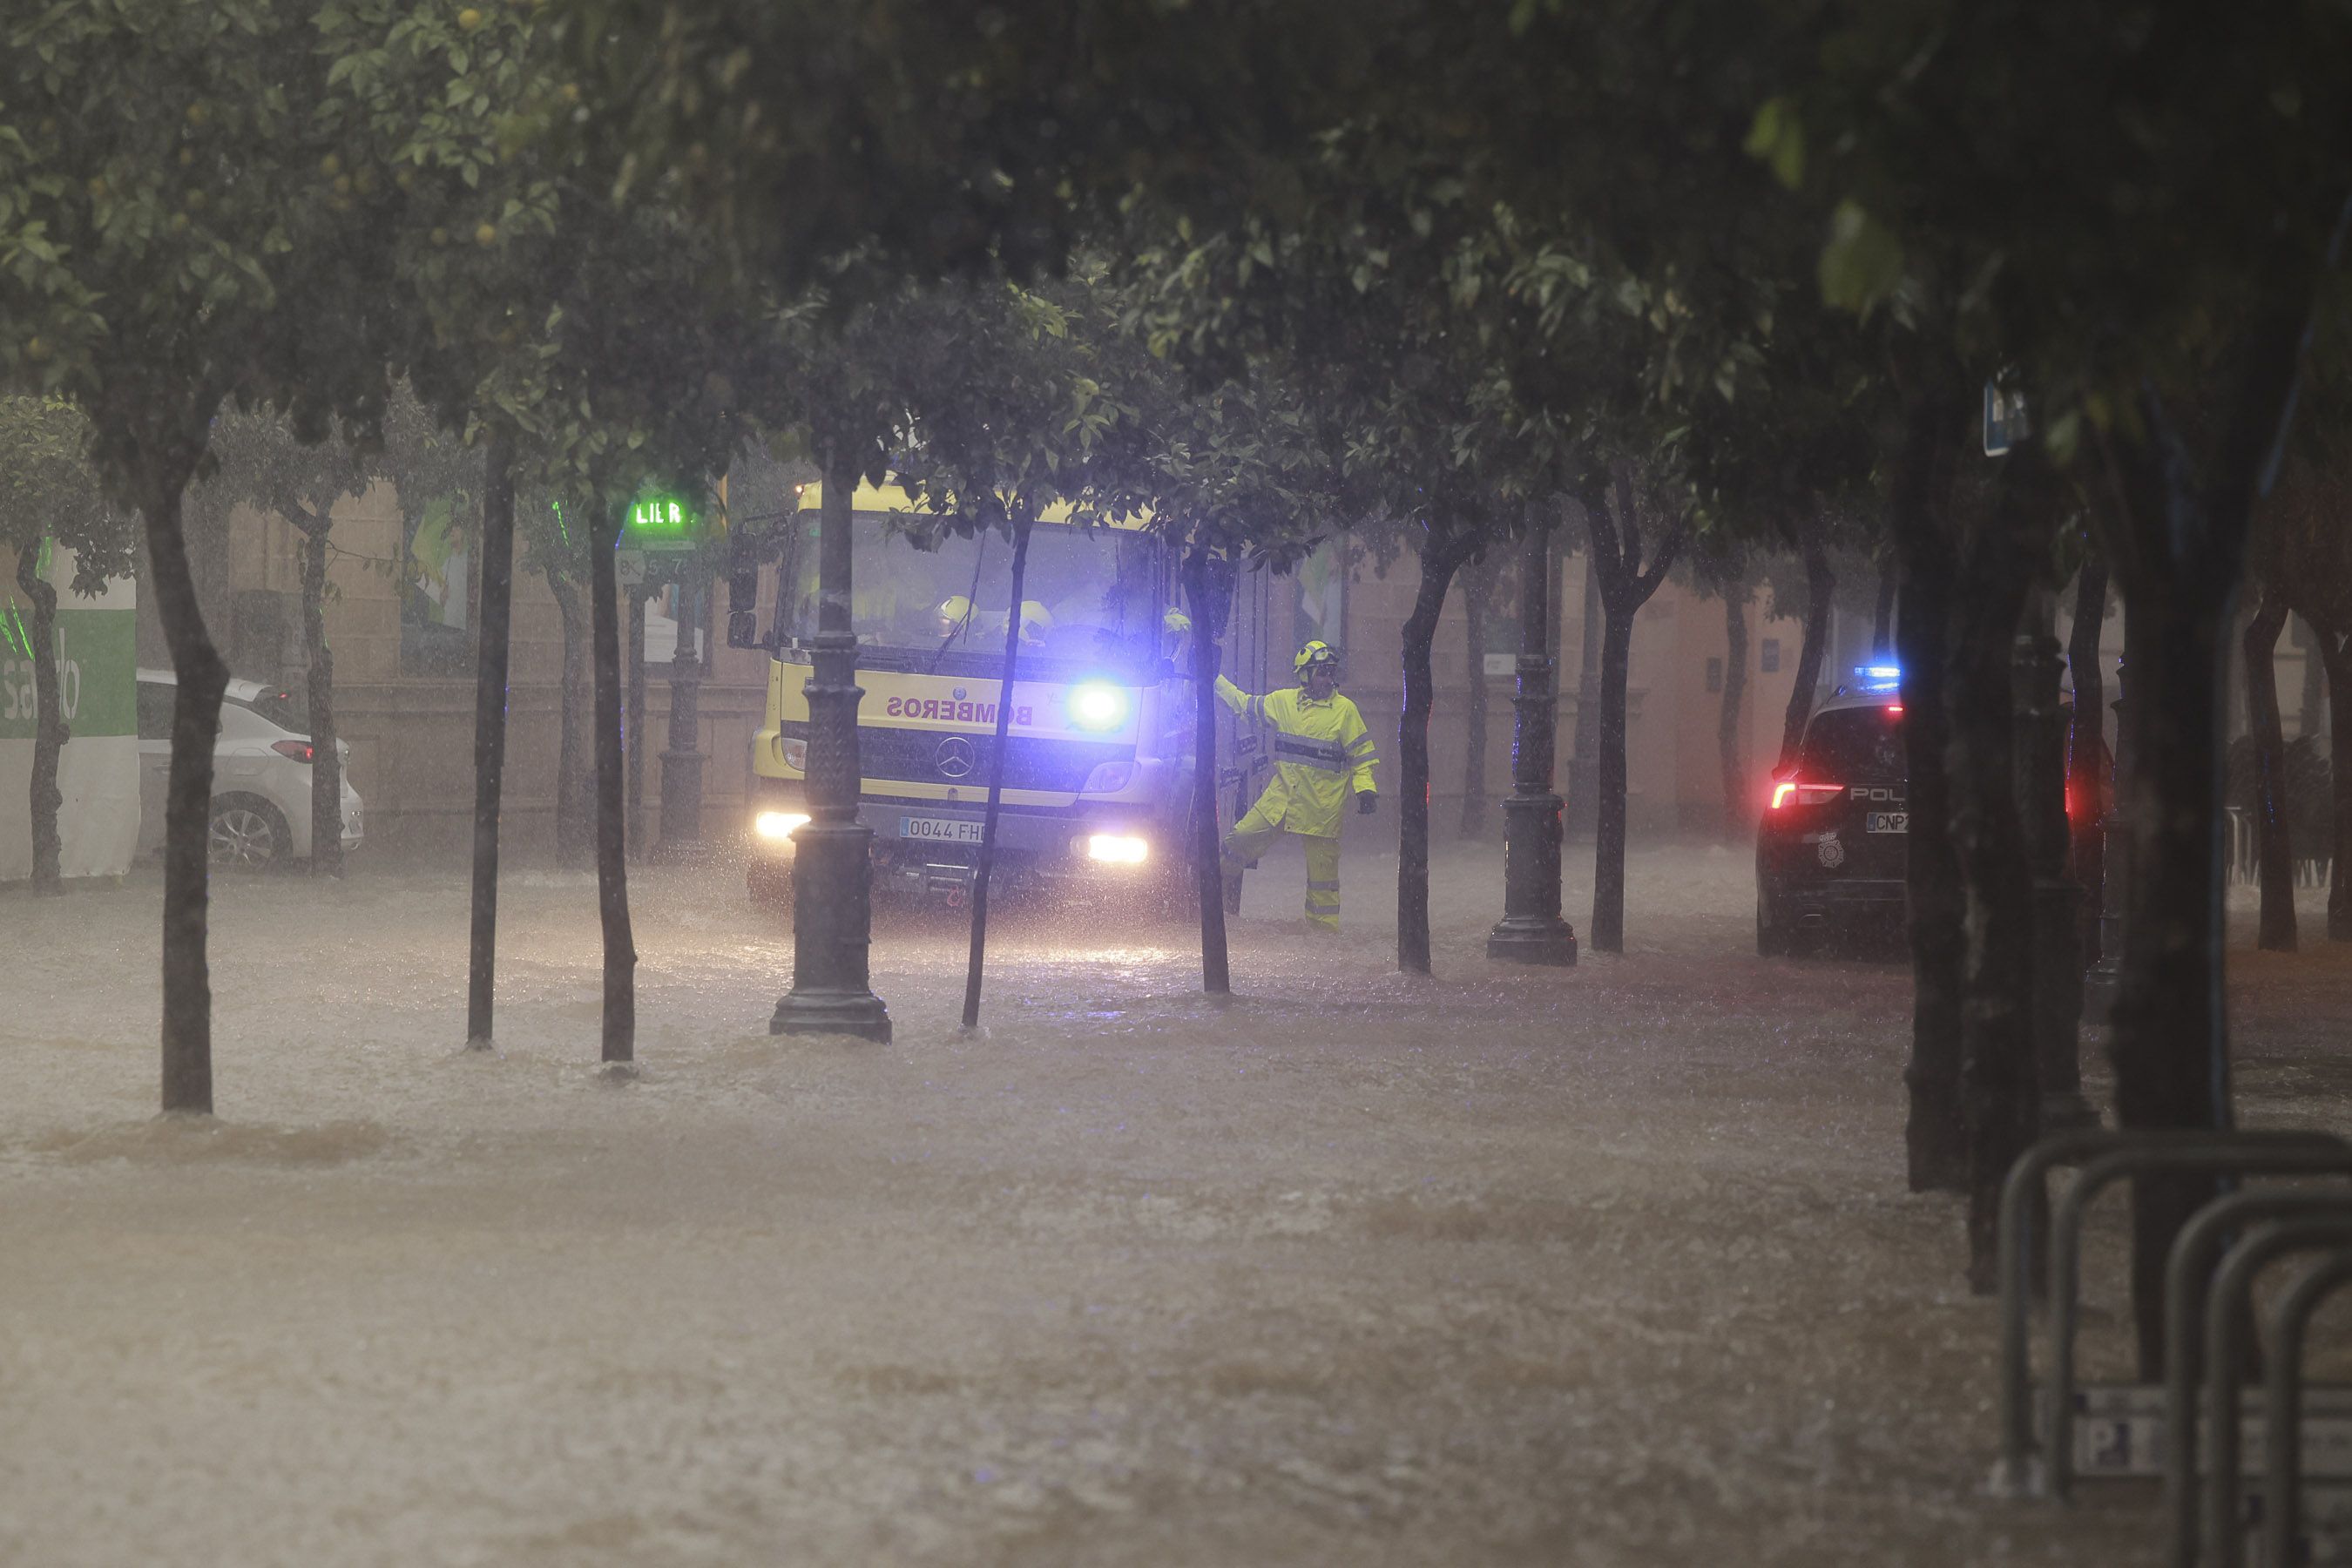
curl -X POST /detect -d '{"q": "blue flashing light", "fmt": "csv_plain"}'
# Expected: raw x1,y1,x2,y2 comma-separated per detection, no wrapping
1852,663,1903,694
1067,680,1130,732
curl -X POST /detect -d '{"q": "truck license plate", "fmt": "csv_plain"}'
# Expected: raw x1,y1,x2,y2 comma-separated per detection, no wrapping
900,815,987,844
1867,811,1909,835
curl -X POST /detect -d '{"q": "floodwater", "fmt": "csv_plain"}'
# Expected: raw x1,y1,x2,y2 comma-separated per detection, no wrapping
3,840,2348,1566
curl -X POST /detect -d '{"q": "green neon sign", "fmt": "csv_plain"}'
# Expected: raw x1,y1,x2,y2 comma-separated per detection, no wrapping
625,497,693,535
622,495,704,551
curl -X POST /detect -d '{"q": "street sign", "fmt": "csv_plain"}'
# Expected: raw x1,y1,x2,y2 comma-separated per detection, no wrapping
1984,379,2031,456
2251,1480,2352,1565
616,548,645,586
2036,1383,2352,1479
624,496,701,550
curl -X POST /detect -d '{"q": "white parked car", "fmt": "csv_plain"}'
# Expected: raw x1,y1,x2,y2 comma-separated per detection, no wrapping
135,669,365,868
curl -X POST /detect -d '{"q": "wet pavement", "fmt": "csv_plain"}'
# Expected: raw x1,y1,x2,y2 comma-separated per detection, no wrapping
3,839,2346,1565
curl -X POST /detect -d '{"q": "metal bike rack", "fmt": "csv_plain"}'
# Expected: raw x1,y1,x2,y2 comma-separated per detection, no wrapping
2197,1217,2352,1568
1995,1129,2346,1497
2164,1192,2352,1564
2261,1250,2352,1568
2054,1145,2352,1501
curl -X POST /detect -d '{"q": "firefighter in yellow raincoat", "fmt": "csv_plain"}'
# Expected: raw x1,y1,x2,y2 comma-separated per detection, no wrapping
1216,640,1379,930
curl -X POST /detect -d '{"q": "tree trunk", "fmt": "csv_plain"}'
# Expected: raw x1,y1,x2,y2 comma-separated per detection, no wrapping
2109,571,2237,1373
544,559,593,869
1580,465,1687,955
1720,589,1749,841
591,512,637,1064
17,545,65,895
1591,605,1634,952
1890,382,1968,1195
1460,555,1490,838
1779,518,1836,768
1185,545,1231,995
1946,531,2038,1294
2068,556,2111,965
2298,614,2327,740
144,462,228,1115
962,517,1033,1031
1566,557,1603,837
2324,632,2352,942
1873,552,1899,652
2245,591,2298,951
1397,536,1463,975
463,434,517,1047
2095,268,2320,1375
295,514,344,878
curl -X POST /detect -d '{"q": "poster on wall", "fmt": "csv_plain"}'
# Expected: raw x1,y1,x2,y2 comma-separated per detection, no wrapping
401,495,473,674
0,544,139,882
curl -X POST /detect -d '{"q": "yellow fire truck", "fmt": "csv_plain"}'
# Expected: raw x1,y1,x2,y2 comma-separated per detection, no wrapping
740,482,1200,907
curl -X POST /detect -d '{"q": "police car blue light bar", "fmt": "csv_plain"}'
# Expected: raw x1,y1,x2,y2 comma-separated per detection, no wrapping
1852,664,1903,694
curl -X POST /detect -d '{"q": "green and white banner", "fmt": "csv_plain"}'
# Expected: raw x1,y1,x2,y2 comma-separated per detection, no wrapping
0,544,139,881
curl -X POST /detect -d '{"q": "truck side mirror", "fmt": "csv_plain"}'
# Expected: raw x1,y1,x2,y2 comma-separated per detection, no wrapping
727,531,762,649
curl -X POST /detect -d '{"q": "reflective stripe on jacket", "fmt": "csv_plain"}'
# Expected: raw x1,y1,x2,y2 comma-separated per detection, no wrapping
1214,675,1378,837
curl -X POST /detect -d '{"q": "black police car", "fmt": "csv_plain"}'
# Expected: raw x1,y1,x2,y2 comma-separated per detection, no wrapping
1756,668,1907,956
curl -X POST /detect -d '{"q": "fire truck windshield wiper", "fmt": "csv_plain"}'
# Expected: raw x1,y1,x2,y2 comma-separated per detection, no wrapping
929,532,990,674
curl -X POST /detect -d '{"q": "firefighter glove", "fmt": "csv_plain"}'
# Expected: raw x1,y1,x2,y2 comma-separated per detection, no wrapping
1357,792,1377,816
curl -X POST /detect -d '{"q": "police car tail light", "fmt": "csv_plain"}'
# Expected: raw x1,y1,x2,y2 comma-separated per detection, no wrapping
1086,833,1150,864
1770,780,1844,810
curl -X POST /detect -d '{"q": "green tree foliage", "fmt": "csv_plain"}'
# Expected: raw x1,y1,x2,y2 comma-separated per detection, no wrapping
1771,0,2352,1342
2,0,408,1113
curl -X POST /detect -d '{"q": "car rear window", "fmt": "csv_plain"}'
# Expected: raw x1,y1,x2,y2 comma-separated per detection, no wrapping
243,686,309,733
1799,706,1904,781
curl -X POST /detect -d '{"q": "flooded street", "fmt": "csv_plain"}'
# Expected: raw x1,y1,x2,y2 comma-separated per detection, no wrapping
3,842,2346,1566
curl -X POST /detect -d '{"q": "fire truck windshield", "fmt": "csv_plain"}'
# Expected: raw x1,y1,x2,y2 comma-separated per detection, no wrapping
771,517,1167,674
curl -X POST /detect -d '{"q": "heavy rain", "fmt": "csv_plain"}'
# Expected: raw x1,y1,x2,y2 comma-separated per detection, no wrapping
3,5,2349,1565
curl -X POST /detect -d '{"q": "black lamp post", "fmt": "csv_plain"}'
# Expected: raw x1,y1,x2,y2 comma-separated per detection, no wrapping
2085,654,2131,1024
1489,524,1578,964
654,560,708,861
771,454,891,1042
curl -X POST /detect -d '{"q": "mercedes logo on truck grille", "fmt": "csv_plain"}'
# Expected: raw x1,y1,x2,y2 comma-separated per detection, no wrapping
935,735,976,779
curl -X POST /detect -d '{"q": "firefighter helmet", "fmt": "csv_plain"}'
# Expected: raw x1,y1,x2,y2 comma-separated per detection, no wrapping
1294,639,1341,675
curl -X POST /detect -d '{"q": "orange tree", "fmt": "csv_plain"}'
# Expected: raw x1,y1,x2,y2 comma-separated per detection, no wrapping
2,0,404,1113
1768,0,2352,1364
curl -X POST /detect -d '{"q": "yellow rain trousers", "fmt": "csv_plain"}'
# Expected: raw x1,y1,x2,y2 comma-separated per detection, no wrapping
1214,676,1378,929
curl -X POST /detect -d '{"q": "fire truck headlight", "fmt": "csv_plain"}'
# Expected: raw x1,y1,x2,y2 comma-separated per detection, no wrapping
755,811,810,843
1068,681,1129,731
1086,833,1150,865
778,737,808,772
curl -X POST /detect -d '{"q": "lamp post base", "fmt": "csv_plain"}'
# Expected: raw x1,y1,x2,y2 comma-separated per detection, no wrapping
2082,964,2121,1026
771,989,894,1043
1487,916,1578,965
770,817,889,1044
652,747,707,863
2040,1089,2099,1132
1490,782,1576,966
